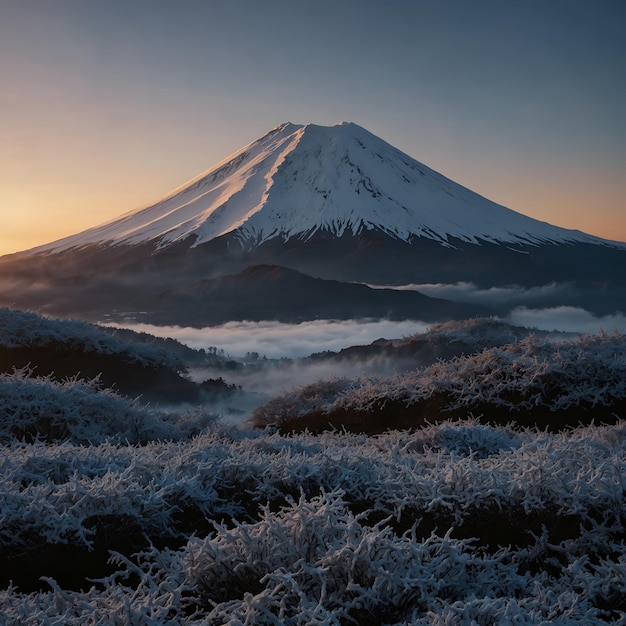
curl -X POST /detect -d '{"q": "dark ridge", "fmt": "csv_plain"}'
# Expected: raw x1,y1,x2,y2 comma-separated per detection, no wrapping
147,264,489,326
1,229,624,324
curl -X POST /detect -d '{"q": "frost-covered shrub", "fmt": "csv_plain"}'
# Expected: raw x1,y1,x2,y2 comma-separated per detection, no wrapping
400,316,545,352
0,307,182,370
1,421,625,622
423,331,626,413
0,367,218,445
251,376,358,427
182,491,527,623
251,331,626,432
423,418,522,457
2,416,625,624
0,368,147,444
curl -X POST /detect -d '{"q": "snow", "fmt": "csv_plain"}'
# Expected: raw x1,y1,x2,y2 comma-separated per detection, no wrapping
31,122,623,254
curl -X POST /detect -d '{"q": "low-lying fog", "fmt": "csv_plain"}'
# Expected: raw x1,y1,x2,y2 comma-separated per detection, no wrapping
104,305,626,422
110,306,626,362
116,318,431,360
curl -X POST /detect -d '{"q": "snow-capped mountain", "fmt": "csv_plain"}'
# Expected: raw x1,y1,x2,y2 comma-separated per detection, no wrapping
32,122,618,254
2,122,625,325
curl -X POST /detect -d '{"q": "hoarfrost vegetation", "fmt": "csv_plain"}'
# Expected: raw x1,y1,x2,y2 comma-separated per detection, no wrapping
0,367,220,445
0,309,625,624
0,308,183,370
0,306,245,410
252,330,626,432
1,423,625,623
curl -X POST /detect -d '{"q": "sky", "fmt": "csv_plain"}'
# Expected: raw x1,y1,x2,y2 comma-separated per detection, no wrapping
1,0,625,256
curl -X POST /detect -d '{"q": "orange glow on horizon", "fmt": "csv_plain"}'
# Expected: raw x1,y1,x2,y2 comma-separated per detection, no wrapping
1,1,624,256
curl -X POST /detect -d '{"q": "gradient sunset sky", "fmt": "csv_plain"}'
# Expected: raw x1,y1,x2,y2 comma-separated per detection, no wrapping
1,0,625,256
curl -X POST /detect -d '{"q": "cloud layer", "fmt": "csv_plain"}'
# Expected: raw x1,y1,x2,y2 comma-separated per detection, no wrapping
106,312,626,413
368,281,576,309
114,319,431,360
108,305,626,363
504,306,626,334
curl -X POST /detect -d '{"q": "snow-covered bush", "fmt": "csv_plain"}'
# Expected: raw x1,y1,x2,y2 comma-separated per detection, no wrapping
0,307,182,370
252,376,359,427
251,331,626,432
0,420,624,623
1,320,625,623
397,316,546,352
0,367,218,444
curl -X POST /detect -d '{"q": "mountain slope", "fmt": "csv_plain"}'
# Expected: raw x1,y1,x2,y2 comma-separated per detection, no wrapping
1,122,625,323
30,122,623,254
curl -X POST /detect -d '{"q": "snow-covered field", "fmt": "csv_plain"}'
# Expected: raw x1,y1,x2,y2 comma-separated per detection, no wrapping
0,309,625,624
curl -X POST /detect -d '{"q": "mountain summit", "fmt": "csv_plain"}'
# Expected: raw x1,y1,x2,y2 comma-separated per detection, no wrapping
2,122,625,324
33,122,615,254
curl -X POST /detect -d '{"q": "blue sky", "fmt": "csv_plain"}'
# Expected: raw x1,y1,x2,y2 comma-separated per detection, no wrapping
1,0,625,254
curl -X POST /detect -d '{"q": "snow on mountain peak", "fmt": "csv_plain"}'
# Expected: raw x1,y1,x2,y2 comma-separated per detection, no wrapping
33,122,619,253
